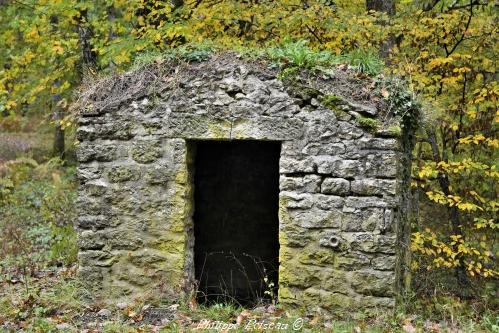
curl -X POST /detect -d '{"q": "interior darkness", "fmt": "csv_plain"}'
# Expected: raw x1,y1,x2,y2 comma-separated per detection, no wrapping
193,140,280,305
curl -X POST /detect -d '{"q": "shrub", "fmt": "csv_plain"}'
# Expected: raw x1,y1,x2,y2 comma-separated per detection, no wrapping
0,158,77,282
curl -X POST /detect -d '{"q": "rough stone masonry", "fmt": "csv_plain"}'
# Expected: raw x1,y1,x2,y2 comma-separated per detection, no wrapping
76,53,415,313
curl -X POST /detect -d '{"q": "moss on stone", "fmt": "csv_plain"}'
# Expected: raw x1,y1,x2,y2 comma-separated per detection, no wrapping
355,115,380,132
207,121,231,139
287,83,322,101
386,124,402,137
131,141,162,164
320,94,344,109
107,166,137,183
320,94,351,119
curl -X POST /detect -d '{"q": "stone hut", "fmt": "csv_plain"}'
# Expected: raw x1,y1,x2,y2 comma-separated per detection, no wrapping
76,53,415,313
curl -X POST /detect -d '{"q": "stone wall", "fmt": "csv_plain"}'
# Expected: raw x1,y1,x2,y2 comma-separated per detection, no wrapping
76,54,411,312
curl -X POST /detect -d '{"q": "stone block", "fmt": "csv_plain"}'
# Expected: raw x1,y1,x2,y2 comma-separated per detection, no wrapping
78,230,106,250
280,192,314,209
107,229,144,250
279,264,322,288
107,165,140,182
302,142,346,155
231,116,304,141
359,138,399,151
321,178,350,195
364,152,399,178
77,143,117,163
334,252,371,270
280,175,321,193
144,164,172,184
351,270,395,297
341,208,383,232
315,156,361,178
372,255,396,271
303,288,353,309
131,141,162,164
279,156,315,173
289,208,342,229
313,194,344,210
166,113,232,139
77,165,101,182
351,178,397,197
77,215,110,230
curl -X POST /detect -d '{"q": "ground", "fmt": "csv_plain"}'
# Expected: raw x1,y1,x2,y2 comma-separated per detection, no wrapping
0,265,496,332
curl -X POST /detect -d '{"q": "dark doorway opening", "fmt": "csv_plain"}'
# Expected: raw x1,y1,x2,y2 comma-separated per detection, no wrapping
193,140,280,306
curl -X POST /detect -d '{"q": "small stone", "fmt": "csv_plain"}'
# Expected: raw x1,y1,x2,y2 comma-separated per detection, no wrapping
116,302,128,310
266,304,277,313
56,323,72,330
97,308,112,317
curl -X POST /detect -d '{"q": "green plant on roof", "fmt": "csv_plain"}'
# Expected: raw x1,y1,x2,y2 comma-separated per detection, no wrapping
340,49,384,76
266,39,336,69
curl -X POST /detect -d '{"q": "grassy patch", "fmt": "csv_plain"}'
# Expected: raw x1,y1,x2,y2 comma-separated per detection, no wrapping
340,49,384,76
266,39,336,69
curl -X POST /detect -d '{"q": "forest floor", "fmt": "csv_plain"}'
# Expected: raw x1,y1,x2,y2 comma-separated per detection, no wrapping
0,266,496,333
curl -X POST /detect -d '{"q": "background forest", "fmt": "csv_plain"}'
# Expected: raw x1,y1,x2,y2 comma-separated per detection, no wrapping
0,0,497,332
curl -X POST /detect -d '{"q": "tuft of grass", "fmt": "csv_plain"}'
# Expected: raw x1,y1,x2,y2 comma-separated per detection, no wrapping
191,303,242,322
266,39,336,69
340,49,384,76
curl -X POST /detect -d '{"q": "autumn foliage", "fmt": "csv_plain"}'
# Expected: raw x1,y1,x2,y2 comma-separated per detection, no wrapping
1,0,497,297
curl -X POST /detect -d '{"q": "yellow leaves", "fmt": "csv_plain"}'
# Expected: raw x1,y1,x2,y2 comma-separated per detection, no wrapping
452,66,471,73
427,56,454,70
412,229,498,278
474,217,499,230
52,41,64,55
418,165,435,179
154,32,162,43
425,190,485,212
458,135,498,148
25,27,40,42
5,100,17,110
419,51,429,60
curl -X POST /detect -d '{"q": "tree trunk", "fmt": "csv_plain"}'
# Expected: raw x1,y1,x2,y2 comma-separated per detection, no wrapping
77,9,97,74
366,0,396,59
52,81,65,159
366,0,395,15
426,127,471,294
50,15,65,160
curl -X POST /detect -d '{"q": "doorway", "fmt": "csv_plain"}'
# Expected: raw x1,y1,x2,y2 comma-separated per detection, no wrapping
193,140,280,305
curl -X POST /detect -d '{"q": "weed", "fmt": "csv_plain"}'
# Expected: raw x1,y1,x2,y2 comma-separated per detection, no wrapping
339,49,384,76
266,39,336,69
194,303,242,322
